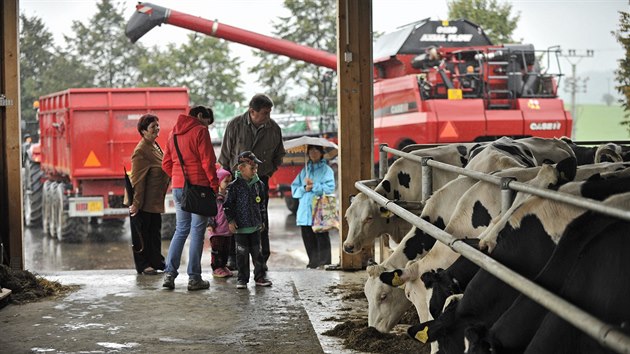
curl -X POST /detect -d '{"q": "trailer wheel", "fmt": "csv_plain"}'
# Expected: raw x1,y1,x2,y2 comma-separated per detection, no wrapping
161,214,176,240
54,183,87,242
284,196,299,214
23,160,44,227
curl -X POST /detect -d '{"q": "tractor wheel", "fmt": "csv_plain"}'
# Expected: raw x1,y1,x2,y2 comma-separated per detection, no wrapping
24,160,44,227
54,183,88,242
161,214,176,240
284,195,299,214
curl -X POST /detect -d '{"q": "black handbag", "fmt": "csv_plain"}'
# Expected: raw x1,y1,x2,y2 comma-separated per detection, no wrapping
173,135,217,217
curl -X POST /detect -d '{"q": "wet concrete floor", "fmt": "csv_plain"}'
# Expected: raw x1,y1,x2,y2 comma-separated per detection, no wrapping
3,198,370,353
1,269,368,353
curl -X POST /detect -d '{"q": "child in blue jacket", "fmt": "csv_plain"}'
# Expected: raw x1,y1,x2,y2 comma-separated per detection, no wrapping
291,145,336,269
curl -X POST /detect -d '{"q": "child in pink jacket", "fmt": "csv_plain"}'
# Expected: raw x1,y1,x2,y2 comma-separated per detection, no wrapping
207,168,234,278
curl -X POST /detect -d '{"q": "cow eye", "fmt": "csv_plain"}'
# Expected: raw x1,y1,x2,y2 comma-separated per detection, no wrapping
363,217,373,224
380,293,387,301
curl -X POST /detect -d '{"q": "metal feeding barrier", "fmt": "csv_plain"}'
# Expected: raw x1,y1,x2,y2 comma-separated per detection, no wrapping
355,144,630,354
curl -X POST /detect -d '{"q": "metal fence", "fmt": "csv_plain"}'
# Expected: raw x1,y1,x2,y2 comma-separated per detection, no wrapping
356,144,630,353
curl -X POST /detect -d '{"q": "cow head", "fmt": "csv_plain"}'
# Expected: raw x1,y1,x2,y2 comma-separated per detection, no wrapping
365,264,412,333
343,193,411,253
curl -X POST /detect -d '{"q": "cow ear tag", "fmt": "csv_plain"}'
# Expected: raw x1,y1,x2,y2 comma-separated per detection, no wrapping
415,326,429,343
380,209,393,218
391,271,404,287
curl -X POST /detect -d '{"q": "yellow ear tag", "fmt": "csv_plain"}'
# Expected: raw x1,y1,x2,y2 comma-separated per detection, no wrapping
415,326,429,343
256,196,261,203
392,272,404,287
380,209,393,218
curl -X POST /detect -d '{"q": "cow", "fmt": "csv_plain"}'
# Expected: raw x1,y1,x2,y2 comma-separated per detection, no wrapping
406,173,630,353
466,191,630,354
365,227,436,333
343,143,481,254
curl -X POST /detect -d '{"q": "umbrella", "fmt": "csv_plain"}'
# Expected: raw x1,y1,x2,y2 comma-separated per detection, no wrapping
283,136,338,177
283,136,338,152
124,166,144,254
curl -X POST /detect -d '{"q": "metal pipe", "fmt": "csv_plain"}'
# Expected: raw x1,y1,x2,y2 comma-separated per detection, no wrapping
379,144,388,179
421,157,433,203
500,177,515,214
355,179,630,353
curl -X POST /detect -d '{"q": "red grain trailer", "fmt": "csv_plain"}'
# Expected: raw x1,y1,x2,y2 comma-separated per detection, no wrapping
24,87,189,241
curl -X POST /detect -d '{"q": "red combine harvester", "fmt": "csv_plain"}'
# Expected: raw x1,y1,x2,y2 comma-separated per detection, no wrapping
126,3,571,210
24,88,188,241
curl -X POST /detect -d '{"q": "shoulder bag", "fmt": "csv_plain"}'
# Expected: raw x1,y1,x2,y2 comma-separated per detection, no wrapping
173,135,217,217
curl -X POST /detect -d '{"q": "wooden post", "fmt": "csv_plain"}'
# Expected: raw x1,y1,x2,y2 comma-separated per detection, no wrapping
1,0,24,270
337,0,374,270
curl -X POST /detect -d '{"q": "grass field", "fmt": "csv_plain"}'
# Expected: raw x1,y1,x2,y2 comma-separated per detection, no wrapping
572,104,630,141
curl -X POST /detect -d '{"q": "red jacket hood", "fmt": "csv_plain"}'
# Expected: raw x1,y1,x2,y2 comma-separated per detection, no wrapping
173,113,202,135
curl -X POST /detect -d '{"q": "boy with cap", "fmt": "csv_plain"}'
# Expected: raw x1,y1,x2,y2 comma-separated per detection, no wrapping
223,151,272,289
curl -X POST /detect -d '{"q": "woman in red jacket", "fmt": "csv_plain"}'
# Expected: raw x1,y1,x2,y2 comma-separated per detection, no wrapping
161,106,219,291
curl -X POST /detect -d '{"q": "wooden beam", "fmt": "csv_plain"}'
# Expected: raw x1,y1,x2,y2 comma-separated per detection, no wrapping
337,0,374,270
1,0,23,270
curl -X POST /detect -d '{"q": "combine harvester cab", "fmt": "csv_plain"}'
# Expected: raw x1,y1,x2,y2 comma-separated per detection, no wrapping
372,19,571,157
26,88,188,241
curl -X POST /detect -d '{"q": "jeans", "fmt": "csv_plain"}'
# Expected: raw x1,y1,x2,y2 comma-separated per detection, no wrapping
164,188,208,280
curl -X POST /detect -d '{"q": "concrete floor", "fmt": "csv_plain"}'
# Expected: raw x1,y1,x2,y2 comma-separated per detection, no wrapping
0,268,369,353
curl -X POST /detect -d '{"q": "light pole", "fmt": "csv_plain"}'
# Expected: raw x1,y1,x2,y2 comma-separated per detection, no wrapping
561,49,594,139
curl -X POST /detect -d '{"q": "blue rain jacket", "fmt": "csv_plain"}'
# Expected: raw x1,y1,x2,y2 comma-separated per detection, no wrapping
291,159,336,226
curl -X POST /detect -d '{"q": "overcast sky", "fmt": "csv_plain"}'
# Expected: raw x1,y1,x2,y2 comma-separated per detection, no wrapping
20,0,628,101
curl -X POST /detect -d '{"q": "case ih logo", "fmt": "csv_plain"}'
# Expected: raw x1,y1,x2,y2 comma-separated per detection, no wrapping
530,122,561,131
527,99,541,110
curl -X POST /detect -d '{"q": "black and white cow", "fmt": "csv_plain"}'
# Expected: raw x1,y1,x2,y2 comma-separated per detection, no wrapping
365,226,437,332
406,173,630,353
466,191,630,354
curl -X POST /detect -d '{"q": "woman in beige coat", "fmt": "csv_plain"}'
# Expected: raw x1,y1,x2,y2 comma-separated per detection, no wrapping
125,114,170,275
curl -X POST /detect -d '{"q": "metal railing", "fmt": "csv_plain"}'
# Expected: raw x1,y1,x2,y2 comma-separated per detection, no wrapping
357,144,630,353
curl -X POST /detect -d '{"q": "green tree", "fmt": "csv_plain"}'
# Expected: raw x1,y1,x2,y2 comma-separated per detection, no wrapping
65,0,146,87
19,14,93,139
447,0,520,44
20,14,53,138
613,11,630,133
250,0,337,114
138,35,244,106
